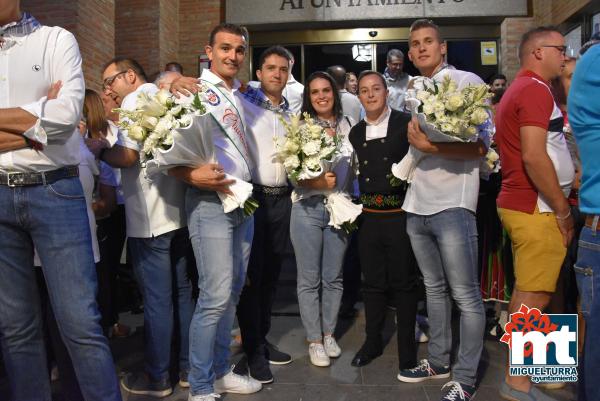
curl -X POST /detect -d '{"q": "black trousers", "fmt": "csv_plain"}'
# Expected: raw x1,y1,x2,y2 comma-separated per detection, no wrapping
357,211,419,369
95,205,127,328
236,191,292,356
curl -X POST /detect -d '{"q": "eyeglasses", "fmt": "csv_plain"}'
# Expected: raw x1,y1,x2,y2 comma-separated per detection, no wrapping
102,70,127,89
540,45,568,55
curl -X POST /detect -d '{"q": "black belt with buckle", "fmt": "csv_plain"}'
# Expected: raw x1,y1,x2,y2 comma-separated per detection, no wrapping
0,166,79,187
253,184,290,196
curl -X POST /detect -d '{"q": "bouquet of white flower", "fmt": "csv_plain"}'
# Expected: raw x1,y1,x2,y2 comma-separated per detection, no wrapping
274,112,339,181
390,75,493,183
115,87,257,216
115,89,206,164
275,113,362,233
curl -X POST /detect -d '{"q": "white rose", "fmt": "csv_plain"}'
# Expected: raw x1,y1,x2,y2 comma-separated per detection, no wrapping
470,107,489,126
422,102,435,115
416,91,430,102
154,117,173,136
466,126,478,136
302,140,321,156
283,155,300,170
179,114,193,128
140,116,158,130
433,101,445,113
309,125,323,139
141,99,167,117
163,131,174,147
305,156,321,171
441,122,454,133
128,125,146,142
445,94,464,111
169,104,183,116
155,89,172,106
284,140,300,154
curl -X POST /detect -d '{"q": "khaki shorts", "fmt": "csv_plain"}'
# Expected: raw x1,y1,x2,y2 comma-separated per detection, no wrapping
498,207,566,293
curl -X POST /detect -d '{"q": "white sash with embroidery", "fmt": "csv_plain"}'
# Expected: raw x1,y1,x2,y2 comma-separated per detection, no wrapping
200,79,252,172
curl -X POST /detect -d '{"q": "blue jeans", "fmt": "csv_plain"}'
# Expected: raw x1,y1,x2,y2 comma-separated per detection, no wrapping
407,208,485,387
186,189,253,396
290,196,348,342
574,218,600,401
0,178,121,401
128,227,194,382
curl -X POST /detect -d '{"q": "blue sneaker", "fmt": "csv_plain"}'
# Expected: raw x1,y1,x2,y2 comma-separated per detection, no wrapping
397,359,451,383
441,381,476,401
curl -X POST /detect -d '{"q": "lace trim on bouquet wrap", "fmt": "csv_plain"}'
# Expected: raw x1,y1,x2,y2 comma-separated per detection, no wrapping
391,75,494,184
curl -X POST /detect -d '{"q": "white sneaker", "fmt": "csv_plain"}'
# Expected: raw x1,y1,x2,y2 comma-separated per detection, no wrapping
188,393,221,401
308,343,331,367
415,322,429,343
214,370,262,394
323,335,341,358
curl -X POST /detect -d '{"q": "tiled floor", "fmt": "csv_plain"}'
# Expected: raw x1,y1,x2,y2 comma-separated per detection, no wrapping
0,268,579,401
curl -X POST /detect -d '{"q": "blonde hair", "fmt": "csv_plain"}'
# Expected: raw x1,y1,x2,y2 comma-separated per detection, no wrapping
83,89,108,139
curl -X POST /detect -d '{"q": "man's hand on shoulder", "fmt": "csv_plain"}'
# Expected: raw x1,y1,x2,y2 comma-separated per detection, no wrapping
170,76,201,98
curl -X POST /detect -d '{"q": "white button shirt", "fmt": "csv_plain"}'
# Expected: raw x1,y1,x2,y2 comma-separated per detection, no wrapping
403,68,491,215
240,89,288,187
0,25,84,172
116,83,187,238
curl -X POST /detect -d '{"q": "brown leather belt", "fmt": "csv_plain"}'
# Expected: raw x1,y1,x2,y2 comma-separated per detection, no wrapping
585,214,600,229
363,207,404,214
0,166,79,187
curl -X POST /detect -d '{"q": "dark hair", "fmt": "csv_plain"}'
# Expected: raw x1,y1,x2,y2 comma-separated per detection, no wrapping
325,65,347,89
209,23,247,46
387,49,405,62
409,19,443,42
165,61,183,74
518,26,562,61
488,73,507,85
102,56,148,82
257,45,292,70
301,71,343,122
357,70,387,90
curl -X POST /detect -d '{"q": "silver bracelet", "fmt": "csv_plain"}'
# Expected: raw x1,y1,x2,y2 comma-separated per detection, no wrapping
556,209,571,220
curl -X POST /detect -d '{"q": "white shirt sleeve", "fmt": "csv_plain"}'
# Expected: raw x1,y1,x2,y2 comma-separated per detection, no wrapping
20,29,85,145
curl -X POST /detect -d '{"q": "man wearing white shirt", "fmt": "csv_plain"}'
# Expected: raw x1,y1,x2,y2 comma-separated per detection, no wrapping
100,57,194,398
0,1,121,400
397,20,489,401
168,23,263,401
327,65,363,125
248,49,304,115
233,46,294,384
384,49,412,112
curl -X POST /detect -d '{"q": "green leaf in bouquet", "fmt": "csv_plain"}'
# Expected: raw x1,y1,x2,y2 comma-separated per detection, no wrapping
341,221,358,235
191,93,206,114
387,173,407,189
243,197,260,217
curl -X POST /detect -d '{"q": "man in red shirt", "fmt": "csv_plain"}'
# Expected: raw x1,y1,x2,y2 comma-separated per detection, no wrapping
495,26,574,401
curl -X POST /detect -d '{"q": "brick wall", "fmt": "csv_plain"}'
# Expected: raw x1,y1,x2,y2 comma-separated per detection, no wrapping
499,0,591,82
179,0,223,77
500,17,536,81
22,0,115,92
115,0,160,81
159,0,180,72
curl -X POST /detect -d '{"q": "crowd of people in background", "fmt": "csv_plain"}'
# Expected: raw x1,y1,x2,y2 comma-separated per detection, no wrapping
2,0,600,400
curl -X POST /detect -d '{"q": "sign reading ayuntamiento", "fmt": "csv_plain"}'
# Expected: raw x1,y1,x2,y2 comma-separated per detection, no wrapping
227,0,528,26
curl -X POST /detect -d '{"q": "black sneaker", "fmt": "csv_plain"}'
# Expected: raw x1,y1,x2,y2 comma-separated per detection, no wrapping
232,354,274,384
440,381,476,401
120,372,172,397
265,342,292,365
179,370,189,388
397,359,451,383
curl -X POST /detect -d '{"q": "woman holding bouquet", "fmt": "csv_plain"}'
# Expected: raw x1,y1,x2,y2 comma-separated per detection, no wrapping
290,71,356,367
